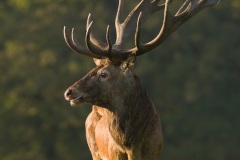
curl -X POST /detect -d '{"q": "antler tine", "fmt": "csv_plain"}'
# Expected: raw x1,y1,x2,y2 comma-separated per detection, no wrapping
86,14,131,63
86,13,107,49
86,21,112,58
135,0,172,55
63,26,101,58
86,13,91,30
114,0,126,49
176,0,220,19
106,25,112,53
115,0,124,28
135,0,221,56
114,0,167,49
135,12,142,52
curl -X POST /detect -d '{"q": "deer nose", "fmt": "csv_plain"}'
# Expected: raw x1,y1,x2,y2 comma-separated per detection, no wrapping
64,88,72,99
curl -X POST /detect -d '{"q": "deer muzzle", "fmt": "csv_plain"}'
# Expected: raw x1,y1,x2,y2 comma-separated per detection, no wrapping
64,87,85,105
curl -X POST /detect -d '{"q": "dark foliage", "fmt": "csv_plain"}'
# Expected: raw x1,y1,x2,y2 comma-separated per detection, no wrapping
0,0,239,159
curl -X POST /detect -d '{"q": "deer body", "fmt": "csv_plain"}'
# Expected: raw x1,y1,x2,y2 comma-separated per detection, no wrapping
66,61,162,159
86,105,162,160
63,0,220,159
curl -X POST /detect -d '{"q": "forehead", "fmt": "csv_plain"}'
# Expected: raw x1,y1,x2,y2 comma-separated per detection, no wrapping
90,63,121,76
88,64,105,76
87,58,123,77
97,63,119,73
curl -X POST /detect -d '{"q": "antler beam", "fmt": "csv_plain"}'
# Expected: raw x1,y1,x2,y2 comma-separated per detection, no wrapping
135,0,220,55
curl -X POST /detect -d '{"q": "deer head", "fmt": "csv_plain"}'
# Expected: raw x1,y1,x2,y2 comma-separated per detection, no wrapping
64,0,220,106
64,56,137,107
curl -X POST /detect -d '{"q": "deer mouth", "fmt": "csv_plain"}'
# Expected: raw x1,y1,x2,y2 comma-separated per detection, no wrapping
70,95,85,106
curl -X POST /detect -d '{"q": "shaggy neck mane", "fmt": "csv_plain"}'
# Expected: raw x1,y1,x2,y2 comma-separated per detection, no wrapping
107,75,158,149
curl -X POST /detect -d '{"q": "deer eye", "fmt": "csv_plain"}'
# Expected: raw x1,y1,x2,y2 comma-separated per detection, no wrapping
100,72,108,78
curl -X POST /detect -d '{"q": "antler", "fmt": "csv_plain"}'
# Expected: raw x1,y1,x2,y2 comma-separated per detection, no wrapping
64,0,220,64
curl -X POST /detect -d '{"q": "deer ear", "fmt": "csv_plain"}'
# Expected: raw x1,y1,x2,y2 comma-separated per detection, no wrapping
121,54,136,71
93,58,102,66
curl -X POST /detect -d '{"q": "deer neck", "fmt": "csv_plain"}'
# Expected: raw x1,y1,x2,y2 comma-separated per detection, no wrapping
105,76,158,148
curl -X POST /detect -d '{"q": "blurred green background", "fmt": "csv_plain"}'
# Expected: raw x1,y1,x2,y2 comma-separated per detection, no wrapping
0,0,239,159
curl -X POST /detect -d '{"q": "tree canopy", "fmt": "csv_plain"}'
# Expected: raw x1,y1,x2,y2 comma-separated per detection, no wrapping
0,0,239,159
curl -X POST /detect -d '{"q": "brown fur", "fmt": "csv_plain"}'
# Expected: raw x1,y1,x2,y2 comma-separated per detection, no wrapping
65,60,163,160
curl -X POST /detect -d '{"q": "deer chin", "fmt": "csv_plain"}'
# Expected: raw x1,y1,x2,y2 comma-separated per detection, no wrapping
70,95,85,106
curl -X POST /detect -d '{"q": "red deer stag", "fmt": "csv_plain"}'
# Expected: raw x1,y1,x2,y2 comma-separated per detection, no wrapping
64,0,220,159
